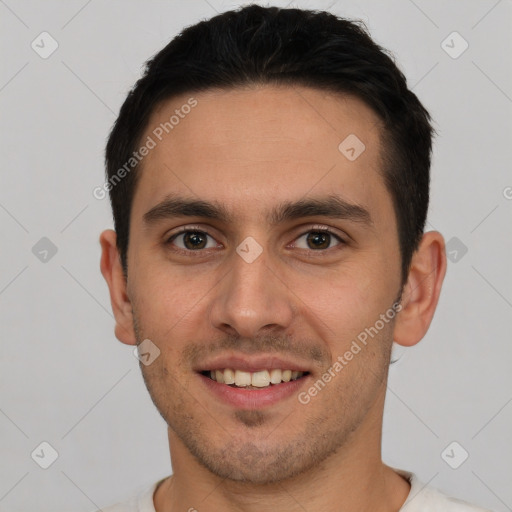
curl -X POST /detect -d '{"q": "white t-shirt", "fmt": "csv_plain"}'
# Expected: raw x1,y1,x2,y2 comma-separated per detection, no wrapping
95,469,492,511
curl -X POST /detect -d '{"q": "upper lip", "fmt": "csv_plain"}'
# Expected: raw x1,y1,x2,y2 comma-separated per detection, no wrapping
194,354,312,373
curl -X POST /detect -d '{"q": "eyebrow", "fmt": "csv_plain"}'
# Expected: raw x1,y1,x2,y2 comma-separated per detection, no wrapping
143,194,372,227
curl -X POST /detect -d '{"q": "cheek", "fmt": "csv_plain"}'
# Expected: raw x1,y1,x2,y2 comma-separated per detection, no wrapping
130,268,209,349
291,265,396,349
139,259,210,306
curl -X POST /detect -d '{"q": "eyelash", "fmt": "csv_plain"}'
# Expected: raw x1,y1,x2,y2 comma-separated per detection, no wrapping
165,225,346,256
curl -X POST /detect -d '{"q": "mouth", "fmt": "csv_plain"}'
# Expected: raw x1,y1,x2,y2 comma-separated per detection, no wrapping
197,367,311,409
201,368,309,389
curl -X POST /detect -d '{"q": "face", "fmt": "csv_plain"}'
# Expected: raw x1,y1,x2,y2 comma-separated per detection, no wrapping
126,85,403,484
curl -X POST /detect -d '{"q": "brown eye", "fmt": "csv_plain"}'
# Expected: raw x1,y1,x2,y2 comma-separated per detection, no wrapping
294,230,342,251
306,232,331,249
168,231,216,251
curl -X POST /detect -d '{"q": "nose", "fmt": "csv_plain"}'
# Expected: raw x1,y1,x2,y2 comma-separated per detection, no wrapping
209,245,295,339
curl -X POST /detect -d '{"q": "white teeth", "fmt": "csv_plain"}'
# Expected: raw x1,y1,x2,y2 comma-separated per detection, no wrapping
223,368,235,385
270,368,282,384
208,368,305,386
251,370,270,387
234,370,252,387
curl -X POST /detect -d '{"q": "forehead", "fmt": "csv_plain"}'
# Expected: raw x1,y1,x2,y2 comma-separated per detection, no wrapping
132,85,388,223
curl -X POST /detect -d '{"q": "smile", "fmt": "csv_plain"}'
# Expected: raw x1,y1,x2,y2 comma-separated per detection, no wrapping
198,368,310,409
203,368,308,388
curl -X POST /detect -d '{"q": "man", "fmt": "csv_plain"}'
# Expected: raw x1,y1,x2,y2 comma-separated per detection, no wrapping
98,4,490,511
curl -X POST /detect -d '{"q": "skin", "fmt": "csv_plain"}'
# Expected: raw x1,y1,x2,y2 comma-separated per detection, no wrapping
100,84,446,512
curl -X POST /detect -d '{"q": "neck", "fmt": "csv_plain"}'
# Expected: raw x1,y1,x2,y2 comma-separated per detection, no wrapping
154,391,410,512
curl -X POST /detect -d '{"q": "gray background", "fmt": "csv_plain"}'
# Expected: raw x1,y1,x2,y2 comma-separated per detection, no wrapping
0,0,511,510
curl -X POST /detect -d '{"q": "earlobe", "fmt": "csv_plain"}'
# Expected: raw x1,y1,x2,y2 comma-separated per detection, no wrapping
99,229,137,346
393,231,447,347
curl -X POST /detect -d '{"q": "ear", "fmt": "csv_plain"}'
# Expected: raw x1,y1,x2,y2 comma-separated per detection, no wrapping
393,231,447,347
99,229,137,346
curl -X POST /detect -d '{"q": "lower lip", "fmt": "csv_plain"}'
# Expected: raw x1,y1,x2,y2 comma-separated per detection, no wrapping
198,373,309,409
